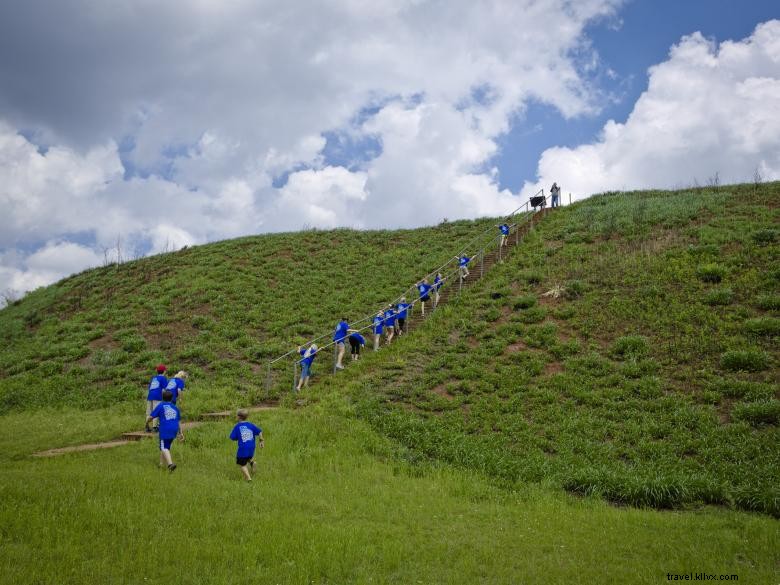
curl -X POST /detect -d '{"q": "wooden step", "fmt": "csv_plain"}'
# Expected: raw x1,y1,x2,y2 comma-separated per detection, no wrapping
200,405,277,420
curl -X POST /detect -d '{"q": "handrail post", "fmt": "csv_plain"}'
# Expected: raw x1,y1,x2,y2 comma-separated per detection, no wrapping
265,362,272,398
498,238,502,263
480,249,484,278
333,343,337,374
293,360,298,393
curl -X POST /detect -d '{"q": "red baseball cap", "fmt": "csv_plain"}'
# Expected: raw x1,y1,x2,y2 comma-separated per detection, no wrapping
156,364,167,373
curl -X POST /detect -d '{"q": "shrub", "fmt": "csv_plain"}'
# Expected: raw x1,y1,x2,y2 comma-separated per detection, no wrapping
518,306,546,324
704,288,733,306
512,295,537,310
755,294,780,311
610,335,649,360
744,317,780,337
564,280,586,299
720,349,770,372
697,263,726,283
521,270,543,285
751,228,778,245
732,400,780,427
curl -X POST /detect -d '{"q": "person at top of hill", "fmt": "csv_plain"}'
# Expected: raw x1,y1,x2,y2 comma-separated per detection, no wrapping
384,305,397,345
348,331,366,361
550,182,561,208
456,254,471,281
146,364,168,433
229,409,264,482
372,310,385,351
333,318,349,370
146,389,183,472
164,371,188,405
498,223,510,247
417,278,432,316
395,297,409,335
433,272,444,308
296,343,318,391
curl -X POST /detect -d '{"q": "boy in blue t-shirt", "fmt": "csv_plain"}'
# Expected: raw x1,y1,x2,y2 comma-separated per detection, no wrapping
164,371,188,405
296,343,318,391
498,223,510,247
417,279,432,316
145,364,168,433
456,254,471,281
230,409,264,482
384,306,397,345
333,318,349,370
395,297,409,335
433,272,444,307
372,311,385,351
348,332,365,361
146,390,183,472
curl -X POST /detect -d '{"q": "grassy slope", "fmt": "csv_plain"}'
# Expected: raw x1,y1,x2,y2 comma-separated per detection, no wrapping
0,183,778,583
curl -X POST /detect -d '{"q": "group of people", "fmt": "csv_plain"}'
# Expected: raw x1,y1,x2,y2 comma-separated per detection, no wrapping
144,365,264,481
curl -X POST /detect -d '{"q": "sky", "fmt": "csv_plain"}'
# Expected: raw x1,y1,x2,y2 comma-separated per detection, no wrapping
0,0,778,301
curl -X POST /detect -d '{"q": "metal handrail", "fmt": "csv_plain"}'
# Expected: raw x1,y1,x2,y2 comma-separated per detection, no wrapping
265,189,548,390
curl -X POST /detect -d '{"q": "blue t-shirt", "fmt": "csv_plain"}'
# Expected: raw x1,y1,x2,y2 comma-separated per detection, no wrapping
384,309,396,326
459,256,471,267
434,275,443,290
150,401,180,440
230,422,262,458
299,347,317,366
349,333,366,345
500,224,509,235
333,320,349,343
373,316,384,334
147,374,168,401
165,377,185,403
418,283,431,298
396,303,409,319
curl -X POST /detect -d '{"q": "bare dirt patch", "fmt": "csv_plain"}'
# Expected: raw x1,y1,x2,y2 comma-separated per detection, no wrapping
504,340,527,354
544,361,564,375
431,384,455,401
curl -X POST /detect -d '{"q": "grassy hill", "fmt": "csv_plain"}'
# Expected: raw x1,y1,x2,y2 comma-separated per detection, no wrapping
0,183,778,584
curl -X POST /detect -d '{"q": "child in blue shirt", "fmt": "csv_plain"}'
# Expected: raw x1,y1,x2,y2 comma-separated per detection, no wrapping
456,254,471,281
333,318,349,370
348,332,366,361
417,279,432,316
384,306,397,345
164,371,188,405
372,311,385,351
498,223,510,247
145,364,168,432
230,409,264,482
296,343,318,391
146,390,183,471
395,297,409,335
433,272,444,307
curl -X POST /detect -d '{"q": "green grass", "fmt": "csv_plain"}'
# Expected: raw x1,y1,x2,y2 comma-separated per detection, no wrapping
0,408,777,585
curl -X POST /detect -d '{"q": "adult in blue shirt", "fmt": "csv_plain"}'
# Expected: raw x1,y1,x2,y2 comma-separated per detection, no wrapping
417,279,432,316
229,409,264,482
146,390,183,472
146,364,168,432
395,297,409,335
296,343,318,391
348,332,366,361
164,371,188,405
384,306,397,345
372,311,385,351
333,318,349,370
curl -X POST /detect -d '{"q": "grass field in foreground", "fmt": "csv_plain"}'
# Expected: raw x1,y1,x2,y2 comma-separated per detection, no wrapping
0,406,777,585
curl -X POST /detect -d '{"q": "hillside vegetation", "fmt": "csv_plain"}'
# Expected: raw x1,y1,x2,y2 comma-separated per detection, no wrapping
1,183,778,517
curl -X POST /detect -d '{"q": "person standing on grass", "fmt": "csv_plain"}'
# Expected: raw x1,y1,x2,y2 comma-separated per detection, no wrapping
395,297,409,335
230,409,264,482
333,317,349,370
498,223,510,247
164,371,188,405
417,279,432,316
372,311,385,351
384,305,397,345
550,182,561,208
348,332,366,361
456,254,471,281
433,272,444,308
146,389,183,472
296,343,318,391
146,364,168,433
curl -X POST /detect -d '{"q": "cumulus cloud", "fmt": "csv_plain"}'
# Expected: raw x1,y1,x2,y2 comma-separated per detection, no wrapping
522,19,780,200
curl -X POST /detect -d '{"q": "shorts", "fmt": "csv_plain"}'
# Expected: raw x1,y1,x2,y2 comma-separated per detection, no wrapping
421,295,430,302
300,362,311,379
159,438,174,451
335,340,345,347
349,339,361,354
386,324,395,330
236,456,253,466
397,318,406,330
374,329,383,335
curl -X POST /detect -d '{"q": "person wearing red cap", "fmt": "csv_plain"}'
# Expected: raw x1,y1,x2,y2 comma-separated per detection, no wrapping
145,364,168,432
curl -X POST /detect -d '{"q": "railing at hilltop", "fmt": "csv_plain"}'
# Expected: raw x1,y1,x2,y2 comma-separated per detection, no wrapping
264,189,551,394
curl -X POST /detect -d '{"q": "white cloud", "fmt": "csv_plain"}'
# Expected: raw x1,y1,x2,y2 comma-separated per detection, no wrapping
522,19,780,201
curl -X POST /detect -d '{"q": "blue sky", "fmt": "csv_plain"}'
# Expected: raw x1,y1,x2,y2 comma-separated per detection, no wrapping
0,0,778,298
